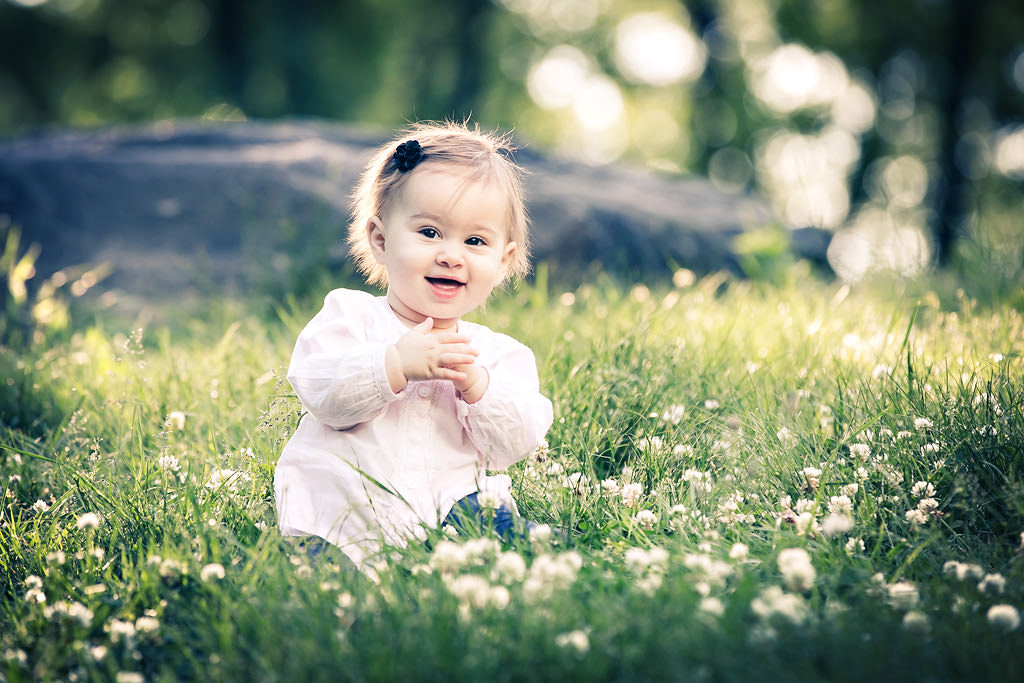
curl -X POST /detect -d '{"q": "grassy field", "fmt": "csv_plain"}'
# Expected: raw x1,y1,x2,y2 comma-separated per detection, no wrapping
1,253,1023,681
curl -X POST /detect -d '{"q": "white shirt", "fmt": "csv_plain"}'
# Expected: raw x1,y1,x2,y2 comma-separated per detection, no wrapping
274,288,553,570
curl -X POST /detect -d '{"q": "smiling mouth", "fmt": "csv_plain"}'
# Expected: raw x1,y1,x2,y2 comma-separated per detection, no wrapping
426,277,465,288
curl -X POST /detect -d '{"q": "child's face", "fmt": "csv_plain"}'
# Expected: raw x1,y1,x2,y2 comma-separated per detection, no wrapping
368,164,517,330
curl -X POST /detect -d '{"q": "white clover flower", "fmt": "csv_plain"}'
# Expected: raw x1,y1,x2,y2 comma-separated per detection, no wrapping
978,573,1006,596
200,563,225,582
885,581,920,610
683,469,713,493
795,512,817,536
601,478,621,495
794,498,816,514
699,596,725,616
840,483,859,497
801,467,822,491
24,582,46,603
632,509,659,530
902,610,929,632
157,454,180,472
917,498,938,514
673,443,695,458
845,537,865,554
751,585,809,624
636,572,664,596
555,629,590,654
463,537,501,565
166,411,186,431
560,471,589,493
445,574,498,611
683,553,733,587
704,399,720,410
159,558,184,579
31,499,49,513
777,548,816,592
620,482,643,507
729,542,749,561
429,540,468,573
855,467,869,482
776,427,796,446
134,616,160,633
76,512,101,530
115,672,145,683
987,604,1021,632
476,490,502,510
849,443,871,460
913,417,933,431
206,468,249,493
910,481,936,498
523,551,584,601
68,606,93,626
44,601,94,626
624,546,669,575
922,442,941,454
46,550,66,566
905,508,929,526
528,523,553,543
639,436,665,453
545,462,565,477
662,404,686,424
107,619,136,643
828,495,853,515
822,513,854,537
89,645,108,662
491,552,527,583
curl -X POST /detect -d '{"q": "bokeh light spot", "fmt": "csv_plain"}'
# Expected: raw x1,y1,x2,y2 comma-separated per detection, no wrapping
527,45,590,110
614,12,707,86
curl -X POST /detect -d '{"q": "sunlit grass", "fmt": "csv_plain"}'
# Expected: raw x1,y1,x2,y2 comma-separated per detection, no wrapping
1,266,1022,681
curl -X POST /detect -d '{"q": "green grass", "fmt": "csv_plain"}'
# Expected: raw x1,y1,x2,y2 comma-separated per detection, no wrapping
1,263,1023,682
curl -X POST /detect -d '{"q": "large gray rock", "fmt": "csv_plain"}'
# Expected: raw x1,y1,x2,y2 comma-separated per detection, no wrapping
0,119,826,301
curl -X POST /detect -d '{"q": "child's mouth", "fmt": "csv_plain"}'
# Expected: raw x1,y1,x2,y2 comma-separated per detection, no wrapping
426,277,464,289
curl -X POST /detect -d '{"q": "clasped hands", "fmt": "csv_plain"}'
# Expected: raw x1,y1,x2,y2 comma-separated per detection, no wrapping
385,317,488,403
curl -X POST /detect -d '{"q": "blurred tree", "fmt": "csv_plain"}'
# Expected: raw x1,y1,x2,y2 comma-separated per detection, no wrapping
1,0,1022,280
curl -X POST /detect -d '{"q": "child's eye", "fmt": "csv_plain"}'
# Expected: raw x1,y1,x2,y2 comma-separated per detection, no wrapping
419,227,439,239
465,236,486,246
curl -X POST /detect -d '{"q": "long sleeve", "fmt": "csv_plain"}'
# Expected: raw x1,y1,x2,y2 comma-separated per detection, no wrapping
286,290,399,430
456,339,553,471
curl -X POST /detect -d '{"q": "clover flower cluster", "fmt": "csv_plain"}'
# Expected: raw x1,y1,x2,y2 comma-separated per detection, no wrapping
424,537,585,619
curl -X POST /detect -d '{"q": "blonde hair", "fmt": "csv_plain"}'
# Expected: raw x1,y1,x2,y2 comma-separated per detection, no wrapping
347,121,531,288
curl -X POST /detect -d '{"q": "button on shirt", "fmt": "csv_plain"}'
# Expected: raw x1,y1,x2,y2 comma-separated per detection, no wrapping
274,289,553,571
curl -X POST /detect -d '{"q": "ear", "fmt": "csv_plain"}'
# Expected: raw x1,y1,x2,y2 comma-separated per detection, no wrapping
499,241,517,278
367,217,386,264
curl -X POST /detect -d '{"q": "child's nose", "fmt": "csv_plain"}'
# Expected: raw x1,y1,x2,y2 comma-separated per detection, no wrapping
436,245,464,268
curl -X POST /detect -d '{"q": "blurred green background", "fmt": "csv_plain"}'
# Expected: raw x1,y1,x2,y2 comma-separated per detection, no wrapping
1,0,1023,288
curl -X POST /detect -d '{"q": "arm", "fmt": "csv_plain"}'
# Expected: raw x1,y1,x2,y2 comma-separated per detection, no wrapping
286,292,398,430
455,341,553,471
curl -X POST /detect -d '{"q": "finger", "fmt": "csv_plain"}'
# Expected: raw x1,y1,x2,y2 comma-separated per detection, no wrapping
436,342,478,356
439,353,478,367
436,368,468,382
436,333,472,345
414,317,434,333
